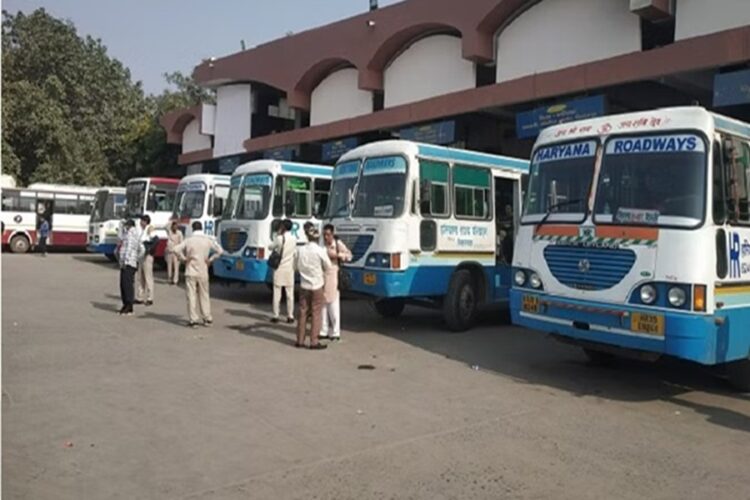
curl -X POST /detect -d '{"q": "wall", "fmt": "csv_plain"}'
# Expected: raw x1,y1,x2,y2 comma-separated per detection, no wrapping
182,118,212,153
310,68,372,126
496,0,641,83
384,35,475,108
213,84,253,157
675,0,750,40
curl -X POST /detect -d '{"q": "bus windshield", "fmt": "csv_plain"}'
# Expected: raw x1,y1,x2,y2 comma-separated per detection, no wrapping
235,174,272,220
174,187,206,219
326,161,360,218
524,140,598,223
126,181,147,217
352,156,407,218
91,191,126,222
594,134,706,227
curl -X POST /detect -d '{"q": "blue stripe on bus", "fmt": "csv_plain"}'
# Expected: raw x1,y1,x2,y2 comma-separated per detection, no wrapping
213,255,271,283
280,163,333,177
417,144,529,172
713,114,750,140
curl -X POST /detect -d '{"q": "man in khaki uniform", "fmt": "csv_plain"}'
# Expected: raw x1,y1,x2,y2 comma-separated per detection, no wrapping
172,221,223,328
136,215,157,306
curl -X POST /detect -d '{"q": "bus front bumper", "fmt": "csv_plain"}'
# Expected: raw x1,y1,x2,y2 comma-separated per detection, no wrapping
510,289,732,365
213,255,270,283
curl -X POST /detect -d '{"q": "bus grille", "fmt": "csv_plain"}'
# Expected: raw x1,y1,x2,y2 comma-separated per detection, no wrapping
543,245,636,291
337,234,373,263
221,229,248,254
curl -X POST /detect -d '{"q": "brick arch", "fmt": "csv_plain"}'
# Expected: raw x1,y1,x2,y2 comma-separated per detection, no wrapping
470,0,540,61
289,57,359,110
160,105,201,144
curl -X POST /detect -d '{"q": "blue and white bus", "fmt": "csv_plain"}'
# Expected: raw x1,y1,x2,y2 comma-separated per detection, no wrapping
172,174,231,238
330,140,529,331
87,187,126,260
510,106,750,390
214,160,333,283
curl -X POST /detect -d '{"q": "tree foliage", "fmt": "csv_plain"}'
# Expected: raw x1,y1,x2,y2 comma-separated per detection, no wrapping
1,9,210,186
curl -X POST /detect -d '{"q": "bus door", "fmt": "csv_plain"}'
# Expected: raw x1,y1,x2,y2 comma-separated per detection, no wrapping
36,195,54,243
494,176,517,300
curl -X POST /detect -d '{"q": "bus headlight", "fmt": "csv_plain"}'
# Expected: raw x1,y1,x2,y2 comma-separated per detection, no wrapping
529,273,542,289
514,270,526,286
668,287,686,308
640,284,657,305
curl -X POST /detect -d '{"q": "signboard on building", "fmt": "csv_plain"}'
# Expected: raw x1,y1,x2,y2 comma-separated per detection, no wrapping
218,156,241,174
714,69,750,107
263,146,296,161
399,120,456,145
322,137,359,161
516,95,606,139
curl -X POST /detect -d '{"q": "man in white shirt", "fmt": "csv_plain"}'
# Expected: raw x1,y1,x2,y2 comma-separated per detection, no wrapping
172,221,224,328
136,215,157,306
294,226,331,349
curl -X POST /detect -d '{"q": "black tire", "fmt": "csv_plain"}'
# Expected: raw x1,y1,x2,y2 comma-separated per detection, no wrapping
726,359,750,392
582,348,617,366
443,270,477,332
373,298,405,318
105,253,117,262
9,234,30,254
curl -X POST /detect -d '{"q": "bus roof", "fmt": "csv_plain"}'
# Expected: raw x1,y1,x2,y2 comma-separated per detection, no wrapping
338,140,529,172
25,183,100,195
127,177,180,185
232,160,333,178
96,187,126,194
177,174,231,187
536,106,750,145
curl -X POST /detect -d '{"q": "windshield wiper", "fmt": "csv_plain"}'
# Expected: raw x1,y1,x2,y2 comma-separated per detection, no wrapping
536,199,584,228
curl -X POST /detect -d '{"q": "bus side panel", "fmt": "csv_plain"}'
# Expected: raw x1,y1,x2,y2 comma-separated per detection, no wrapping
214,254,271,283
346,265,454,298
52,230,87,246
715,304,750,364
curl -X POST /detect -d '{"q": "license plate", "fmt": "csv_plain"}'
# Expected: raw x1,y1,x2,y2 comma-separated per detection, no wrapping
631,312,664,336
235,259,244,271
522,294,539,313
363,272,377,286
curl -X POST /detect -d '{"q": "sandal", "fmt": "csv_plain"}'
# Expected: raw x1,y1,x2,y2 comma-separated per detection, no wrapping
294,342,305,348
309,343,328,350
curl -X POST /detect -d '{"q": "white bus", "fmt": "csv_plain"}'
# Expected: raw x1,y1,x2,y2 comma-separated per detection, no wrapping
510,106,750,390
87,187,127,260
124,177,179,258
330,140,529,331
172,174,231,238
213,160,333,283
1,183,98,253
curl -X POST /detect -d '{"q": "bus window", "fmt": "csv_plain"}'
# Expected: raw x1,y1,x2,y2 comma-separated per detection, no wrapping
453,165,490,219
419,160,449,217
78,196,94,215
285,177,311,217
214,185,230,217
54,196,78,214
314,179,331,217
2,191,20,211
713,140,727,225
736,142,750,223
147,185,177,212
495,178,516,264
272,177,284,217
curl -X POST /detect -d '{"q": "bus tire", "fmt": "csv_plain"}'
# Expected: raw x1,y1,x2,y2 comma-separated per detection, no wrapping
105,253,117,262
726,359,750,392
582,348,616,366
373,298,405,318
9,234,30,254
443,270,477,332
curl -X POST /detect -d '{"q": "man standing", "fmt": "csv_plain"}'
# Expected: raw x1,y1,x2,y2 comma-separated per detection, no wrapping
136,215,157,306
173,221,223,328
269,219,296,324
37,217,50,256
295,226,331,350
118,219,140,316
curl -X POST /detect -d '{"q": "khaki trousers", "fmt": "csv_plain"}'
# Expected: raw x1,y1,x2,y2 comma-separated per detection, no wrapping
297,287,324,346
185,275,212,324
167,252,180,284
137,254,154,301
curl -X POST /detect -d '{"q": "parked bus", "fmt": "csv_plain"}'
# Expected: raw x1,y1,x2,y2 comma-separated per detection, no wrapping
330,140,529,331
172,174,231,238
510,106,750,390
213,160,333,283
87,187,126,260
124,177,179,258
1,183,98,253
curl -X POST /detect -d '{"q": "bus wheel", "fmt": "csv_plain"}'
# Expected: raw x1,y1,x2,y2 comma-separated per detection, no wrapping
9,234,30,254
582,348,616,366
105,253,117,262
443,270,477,332
373,298,405,318
726,359,750,392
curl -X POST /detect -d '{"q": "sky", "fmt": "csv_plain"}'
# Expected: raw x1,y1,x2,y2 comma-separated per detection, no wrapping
4,0,404,95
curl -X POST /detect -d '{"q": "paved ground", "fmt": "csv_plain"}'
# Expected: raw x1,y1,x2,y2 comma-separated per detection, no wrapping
2,253,750,500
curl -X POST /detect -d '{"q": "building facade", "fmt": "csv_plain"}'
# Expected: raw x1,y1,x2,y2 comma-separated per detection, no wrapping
161,0,750,171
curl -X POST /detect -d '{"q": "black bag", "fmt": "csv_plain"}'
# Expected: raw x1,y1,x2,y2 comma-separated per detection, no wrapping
144,236,159,257
335,239,351,290
268,235,284,270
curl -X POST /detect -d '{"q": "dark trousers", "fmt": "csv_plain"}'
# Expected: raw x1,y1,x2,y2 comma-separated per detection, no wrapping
38,236,47,254
120,265,137,312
